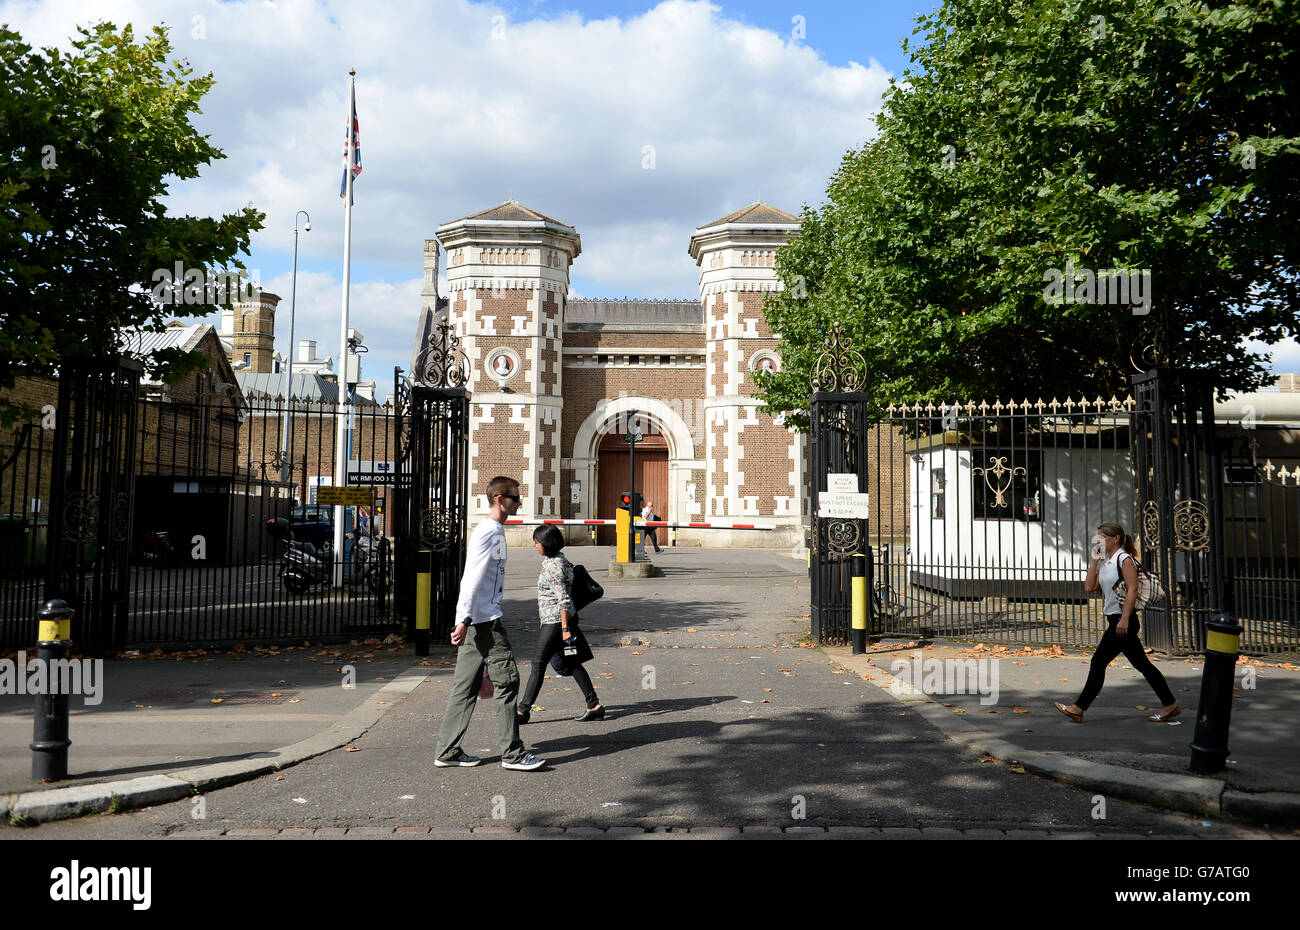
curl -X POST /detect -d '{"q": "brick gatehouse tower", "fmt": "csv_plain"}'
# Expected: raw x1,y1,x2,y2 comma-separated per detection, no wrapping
411,200,807,548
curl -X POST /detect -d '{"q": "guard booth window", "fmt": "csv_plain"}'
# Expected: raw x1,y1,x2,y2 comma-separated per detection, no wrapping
971,449,1042,521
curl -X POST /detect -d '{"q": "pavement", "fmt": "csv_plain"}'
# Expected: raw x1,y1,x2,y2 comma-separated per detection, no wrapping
1,544,1298,831
829,640,1300,826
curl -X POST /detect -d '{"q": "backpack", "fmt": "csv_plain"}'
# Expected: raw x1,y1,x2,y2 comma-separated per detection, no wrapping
1112,552,1167,609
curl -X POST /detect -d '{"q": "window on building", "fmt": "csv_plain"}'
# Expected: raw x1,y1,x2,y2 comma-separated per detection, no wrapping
971,449,1042,521
659,355,670,365
931,468,946,520
243,353,252,367
629,355,641,365
597,354,608,365
1224,464,1263,520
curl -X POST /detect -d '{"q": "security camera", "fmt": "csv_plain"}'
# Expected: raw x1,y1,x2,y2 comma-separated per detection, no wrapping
347,328,364,347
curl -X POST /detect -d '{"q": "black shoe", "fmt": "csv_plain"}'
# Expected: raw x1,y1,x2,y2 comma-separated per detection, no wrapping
575,706,605,722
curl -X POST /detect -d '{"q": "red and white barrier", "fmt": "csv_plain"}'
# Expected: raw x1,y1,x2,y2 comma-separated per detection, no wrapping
503,518,775,530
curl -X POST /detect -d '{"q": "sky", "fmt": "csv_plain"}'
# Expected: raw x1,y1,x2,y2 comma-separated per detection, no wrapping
4,0,1295,400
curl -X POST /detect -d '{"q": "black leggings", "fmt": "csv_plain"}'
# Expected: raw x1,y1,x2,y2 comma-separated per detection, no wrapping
1075,613,1176,710
519,622,599,711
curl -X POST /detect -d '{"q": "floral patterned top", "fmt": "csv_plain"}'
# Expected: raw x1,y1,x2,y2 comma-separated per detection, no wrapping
536,553,575,625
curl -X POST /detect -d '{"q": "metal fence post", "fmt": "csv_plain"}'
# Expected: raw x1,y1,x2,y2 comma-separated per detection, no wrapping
31,598,73,781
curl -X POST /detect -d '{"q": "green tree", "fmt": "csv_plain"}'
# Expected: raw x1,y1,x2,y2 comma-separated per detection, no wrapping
759,0,1299,429
0,22,263,425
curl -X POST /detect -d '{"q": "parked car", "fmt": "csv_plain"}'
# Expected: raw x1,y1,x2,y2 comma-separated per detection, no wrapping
289,505,334,548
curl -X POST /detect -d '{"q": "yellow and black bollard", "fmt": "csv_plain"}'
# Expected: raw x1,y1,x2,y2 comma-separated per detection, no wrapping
851,552,868,655
31,599,73,781
1189,612,1243,774
414,549,432,657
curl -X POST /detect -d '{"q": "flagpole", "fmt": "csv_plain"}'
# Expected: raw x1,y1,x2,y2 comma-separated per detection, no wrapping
332,69,356,589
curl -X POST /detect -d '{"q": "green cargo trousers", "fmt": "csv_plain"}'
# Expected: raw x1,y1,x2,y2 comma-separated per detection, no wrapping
435,619,527,765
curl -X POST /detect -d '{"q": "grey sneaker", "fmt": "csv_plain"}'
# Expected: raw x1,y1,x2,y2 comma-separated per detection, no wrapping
501,753,546,771
434,752,482,767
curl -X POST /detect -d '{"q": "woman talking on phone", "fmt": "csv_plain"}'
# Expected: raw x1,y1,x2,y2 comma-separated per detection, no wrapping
1054,522,1179,724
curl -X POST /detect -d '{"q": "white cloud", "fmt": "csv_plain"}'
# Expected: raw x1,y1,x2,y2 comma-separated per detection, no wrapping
2,0,889,398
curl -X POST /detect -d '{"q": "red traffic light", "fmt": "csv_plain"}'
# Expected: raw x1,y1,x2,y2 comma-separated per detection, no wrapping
621,493,631,505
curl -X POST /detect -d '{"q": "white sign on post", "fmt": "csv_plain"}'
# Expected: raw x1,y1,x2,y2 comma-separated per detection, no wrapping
570,481,582,505
826,473,859,493
818,491,870,520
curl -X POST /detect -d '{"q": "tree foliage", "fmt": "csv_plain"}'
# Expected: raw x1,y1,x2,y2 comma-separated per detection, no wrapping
0,22,263,425
758,0,1299,429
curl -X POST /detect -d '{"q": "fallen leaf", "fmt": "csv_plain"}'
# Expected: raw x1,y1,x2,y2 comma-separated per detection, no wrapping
346,747,361,753
271,692,282,697
275,775,285,781
687,628,697,633
210,698,224,704
1009,763,1026,774
292,797,308,803
1013,706,1030,714
763,688,773,692
288,698,301,704
979,754,996,763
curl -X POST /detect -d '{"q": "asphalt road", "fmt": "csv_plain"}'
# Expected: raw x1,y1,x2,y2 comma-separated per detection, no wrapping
2,548,1283,838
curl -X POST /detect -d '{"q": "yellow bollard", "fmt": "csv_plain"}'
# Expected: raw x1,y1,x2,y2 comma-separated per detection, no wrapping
415,549,431,656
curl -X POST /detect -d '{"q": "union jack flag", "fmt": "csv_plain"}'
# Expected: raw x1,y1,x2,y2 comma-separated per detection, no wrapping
340,81,362,203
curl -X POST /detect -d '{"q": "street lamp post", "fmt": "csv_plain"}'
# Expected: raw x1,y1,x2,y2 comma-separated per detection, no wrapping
280,210,310,489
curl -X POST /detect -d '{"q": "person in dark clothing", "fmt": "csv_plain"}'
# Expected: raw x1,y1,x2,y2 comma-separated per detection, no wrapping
517,524,604,723
1055,522,1178,724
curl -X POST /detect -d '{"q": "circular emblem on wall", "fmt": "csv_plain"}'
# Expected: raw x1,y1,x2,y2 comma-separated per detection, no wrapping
750,351,780,374
485,348,521,384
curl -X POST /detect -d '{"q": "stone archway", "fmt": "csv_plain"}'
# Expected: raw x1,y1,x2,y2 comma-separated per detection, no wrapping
570,396,699,535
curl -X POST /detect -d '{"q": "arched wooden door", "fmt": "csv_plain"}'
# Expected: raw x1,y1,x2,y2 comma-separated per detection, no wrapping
596,423,668,546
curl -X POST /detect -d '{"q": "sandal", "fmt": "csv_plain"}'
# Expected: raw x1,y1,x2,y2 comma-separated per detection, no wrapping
1149,706,1181,722
1054,701,1083,723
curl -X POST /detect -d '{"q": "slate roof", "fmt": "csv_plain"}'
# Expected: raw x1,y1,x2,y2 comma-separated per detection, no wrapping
698,202,802,228
443,199,574,228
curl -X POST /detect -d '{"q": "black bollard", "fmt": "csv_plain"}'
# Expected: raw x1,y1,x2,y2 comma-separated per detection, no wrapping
1189,612,1242,775
31,599,73,782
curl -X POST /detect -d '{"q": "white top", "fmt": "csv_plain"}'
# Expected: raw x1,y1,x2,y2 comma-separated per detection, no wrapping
1098,549,1136,616
640,506,654,521
455,519,506,625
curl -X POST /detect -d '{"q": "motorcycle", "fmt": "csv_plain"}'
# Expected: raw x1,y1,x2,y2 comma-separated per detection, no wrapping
266,517,333,594
266,517,390,596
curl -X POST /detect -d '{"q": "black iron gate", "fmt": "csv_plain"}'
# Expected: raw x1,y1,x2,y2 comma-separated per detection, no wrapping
808,326,873,644
1132,369,1228,655
395,323,471,639
46,358,142,648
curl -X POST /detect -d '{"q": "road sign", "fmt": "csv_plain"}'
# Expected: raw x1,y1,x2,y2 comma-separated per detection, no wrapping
348,472,398,485
317,486,375,506
818,491,870,520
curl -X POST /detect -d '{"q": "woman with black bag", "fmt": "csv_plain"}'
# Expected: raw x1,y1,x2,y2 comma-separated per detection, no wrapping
517,524,604,723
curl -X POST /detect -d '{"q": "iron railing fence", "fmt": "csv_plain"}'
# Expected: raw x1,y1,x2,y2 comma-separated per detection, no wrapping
860,397,1136,651
1,387,404,650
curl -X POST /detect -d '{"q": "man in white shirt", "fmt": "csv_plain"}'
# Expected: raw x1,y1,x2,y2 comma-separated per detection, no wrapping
434,476,546,771
640,500,662,553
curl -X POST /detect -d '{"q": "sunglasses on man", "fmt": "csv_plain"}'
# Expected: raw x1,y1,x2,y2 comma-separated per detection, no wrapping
499,494,521,502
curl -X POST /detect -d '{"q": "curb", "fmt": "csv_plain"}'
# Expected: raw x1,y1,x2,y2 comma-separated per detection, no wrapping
1,667,430,826
826,648,1300,828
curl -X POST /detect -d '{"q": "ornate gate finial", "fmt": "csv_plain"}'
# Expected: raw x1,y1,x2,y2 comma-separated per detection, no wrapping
811,321,867,393
419,320,470,388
